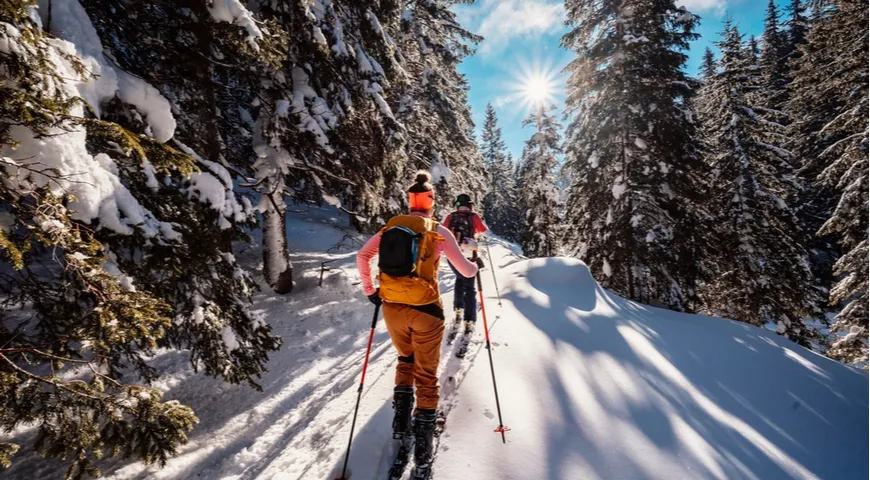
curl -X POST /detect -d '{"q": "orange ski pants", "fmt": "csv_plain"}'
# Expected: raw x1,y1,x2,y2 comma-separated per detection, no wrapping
382,303,444,411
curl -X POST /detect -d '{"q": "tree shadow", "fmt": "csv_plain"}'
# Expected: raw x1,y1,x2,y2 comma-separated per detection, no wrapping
504,259,868,480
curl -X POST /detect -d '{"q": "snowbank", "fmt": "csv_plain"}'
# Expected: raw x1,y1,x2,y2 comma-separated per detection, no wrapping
435,257,868,479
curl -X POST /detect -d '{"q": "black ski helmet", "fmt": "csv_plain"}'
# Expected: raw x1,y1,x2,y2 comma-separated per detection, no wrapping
455,193,472,207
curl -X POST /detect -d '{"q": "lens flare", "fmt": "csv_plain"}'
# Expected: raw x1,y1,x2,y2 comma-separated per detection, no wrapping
490,56,565,120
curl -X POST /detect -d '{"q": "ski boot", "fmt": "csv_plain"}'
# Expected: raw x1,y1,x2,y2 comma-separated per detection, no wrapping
392,385,414,439
456,321,474,358
446,309,463,344
413,409,438,479
389,386,415,479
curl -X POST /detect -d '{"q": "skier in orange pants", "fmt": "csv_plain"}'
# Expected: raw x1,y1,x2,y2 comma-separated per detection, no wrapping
356,171,478,469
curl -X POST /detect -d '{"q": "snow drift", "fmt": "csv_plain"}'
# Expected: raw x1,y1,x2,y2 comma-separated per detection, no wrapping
435,255,868,480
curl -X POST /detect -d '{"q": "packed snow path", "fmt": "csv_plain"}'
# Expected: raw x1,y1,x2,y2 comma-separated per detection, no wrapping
5,207,867,480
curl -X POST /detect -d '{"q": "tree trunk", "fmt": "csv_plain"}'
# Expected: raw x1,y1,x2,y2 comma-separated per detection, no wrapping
263,189,293,294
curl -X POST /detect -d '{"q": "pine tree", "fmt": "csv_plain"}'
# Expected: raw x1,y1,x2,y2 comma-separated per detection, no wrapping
697,21,821,346
253,0,407,291
503,153,524,241
561,0,709,310
783,0,809,61
759,0,790,110
789,0,868,365
0,0,491,475
393,1,487,220
747,34,761,62
518,107,562,257
700,47,718,79
0,2,210,474
479,104,516,238
60,0,284,385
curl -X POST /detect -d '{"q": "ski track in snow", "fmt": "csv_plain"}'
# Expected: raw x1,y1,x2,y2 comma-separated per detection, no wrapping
4,205,867,480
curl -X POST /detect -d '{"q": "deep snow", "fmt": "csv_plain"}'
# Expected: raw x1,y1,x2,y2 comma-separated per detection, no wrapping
436,256,868,479
4,206,867,480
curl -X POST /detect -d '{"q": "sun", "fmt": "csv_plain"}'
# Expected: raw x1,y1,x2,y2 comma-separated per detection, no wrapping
493,56,563,119
523,74,554,106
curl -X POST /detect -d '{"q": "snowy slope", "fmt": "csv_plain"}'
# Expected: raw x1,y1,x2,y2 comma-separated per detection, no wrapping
435,255,868,480
5,208,867,480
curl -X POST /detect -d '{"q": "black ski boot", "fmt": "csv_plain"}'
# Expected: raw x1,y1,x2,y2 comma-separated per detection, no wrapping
392,385,414,439
413,409,438,478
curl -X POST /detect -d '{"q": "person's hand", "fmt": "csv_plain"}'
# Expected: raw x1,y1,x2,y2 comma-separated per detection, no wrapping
475,257,485,270
367,289,382,306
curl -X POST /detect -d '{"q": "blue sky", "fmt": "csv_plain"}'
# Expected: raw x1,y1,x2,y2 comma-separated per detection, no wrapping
455,0,789,159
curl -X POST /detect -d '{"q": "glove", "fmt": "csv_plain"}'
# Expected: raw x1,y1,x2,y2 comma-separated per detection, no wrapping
367,289,382,306
475,257,485,270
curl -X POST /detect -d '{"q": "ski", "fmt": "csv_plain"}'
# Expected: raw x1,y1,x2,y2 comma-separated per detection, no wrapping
445,314,462,345
387,434,414,480
455,325,473,358
455,338,469,359
445,328,459,345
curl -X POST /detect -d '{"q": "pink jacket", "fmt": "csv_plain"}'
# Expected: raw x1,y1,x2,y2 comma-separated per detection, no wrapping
356,212,479,297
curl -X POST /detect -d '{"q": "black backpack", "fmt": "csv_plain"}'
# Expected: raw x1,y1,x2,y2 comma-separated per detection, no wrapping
448,212,474,243
378,226,422,277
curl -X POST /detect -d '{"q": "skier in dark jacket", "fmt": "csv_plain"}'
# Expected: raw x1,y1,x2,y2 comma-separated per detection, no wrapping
442,194,488,337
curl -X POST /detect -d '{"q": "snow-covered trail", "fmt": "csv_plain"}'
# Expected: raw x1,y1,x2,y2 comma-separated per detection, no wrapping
255,236,518,480
5,206,866,480
105,206,513,480
435,257,869,480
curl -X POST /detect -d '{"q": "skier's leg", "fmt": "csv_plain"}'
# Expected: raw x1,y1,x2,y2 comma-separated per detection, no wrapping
408,307,445,411
448,261,464,314
383,304,414,386
382,303,416,437
464,274,477,324
407,306,444,468
392,365,414,438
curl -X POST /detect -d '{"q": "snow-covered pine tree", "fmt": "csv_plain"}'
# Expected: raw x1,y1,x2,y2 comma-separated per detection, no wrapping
759,0,790,111
0,2,214,474
561,0,709,310
700,46,717,79
479,103,516,238
254,0,406,291
392,0,486,220
783,0,809,62
697,21,821,346
502,152,524,241
56,0,283,384
517,106,562,257
746,34,760,62
788,0,868,365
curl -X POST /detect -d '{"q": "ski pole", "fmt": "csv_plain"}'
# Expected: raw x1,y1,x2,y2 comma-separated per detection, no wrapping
476,268,509,443
483,237,502,307
337,303,380,480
